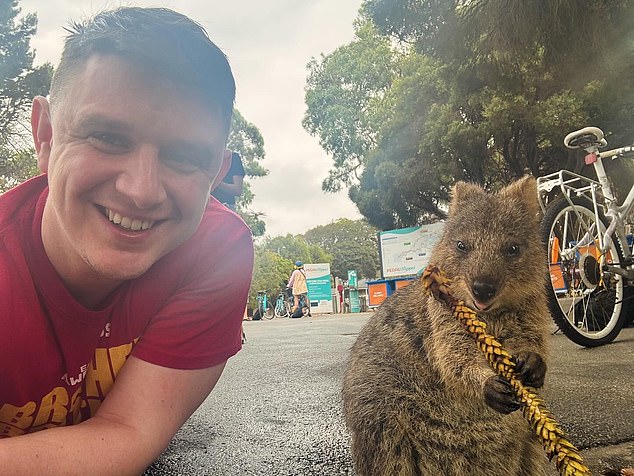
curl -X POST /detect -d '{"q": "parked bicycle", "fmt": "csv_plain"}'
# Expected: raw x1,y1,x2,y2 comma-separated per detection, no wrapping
537,126,634,347
253,290,274,320
274,289,310,318
274,290,292,318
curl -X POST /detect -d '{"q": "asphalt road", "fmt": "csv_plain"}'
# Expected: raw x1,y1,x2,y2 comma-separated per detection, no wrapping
144,313,634,476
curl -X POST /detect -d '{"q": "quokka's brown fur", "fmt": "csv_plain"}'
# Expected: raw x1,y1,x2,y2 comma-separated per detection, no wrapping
342,177,552,476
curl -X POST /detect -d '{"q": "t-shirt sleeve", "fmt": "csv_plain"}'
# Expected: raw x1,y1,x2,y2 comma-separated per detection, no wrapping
131,209,254,369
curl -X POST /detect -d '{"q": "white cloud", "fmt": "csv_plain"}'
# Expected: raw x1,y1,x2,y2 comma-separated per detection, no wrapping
20,0,364,237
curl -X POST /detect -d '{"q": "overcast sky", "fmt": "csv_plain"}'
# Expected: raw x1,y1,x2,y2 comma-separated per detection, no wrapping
20,0,364,238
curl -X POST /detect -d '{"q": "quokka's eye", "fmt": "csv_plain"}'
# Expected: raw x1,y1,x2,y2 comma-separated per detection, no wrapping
507,244,521,256
456,241,468,253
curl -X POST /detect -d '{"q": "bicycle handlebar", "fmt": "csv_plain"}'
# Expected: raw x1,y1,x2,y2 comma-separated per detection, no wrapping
599,144,634,159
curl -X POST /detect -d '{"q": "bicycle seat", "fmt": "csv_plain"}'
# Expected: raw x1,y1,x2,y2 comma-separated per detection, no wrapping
564,126,607,149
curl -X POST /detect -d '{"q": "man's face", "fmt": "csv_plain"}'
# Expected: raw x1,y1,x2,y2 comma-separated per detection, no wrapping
33,55,227,301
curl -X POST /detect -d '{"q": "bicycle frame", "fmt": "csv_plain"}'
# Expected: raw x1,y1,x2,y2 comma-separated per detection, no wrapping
537,146,634,280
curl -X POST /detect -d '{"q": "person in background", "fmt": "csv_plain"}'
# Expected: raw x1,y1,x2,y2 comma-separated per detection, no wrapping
211,149,245,211
0,7,253,473
287,261,311,317
209,149,246,344
337,281,345,313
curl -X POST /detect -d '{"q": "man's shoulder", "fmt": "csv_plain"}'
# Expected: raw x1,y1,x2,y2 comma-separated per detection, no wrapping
0,175,46,232
200,199,251,237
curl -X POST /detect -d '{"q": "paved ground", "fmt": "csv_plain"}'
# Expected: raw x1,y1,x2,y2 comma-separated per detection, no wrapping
144,312,634,475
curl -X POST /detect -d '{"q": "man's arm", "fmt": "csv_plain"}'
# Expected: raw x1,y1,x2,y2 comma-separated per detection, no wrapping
0,356,225,475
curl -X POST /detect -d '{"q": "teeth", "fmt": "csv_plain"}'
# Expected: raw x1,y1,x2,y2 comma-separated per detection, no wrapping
105,208,154,231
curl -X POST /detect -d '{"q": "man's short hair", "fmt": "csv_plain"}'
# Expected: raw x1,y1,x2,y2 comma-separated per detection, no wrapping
49,7,235,134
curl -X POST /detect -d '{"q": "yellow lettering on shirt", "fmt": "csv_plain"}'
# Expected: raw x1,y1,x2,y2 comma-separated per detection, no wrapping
0,401,36,437
32,386,69,428
70,387,84,425
0,341,136,437
83,342,134,416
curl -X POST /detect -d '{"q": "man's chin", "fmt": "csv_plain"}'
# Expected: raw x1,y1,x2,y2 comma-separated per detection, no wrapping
88,257,155,283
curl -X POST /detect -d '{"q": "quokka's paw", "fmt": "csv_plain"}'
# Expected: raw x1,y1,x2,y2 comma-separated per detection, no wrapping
484,375,521,414
514,351,546,388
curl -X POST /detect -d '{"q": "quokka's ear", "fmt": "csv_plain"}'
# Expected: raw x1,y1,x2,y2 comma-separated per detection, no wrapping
449,181,484,216
500,175,539,217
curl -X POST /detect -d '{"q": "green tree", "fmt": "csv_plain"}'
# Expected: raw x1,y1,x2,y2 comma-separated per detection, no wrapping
0,0,52,141
248,249,293,310
260,234,331,266
304,218,380,279
0,0,52,192
303,20,398,192
0,146,38,191
304,1,634,229
227,109,267,236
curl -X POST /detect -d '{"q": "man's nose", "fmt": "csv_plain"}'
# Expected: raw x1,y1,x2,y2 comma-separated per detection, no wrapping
115,145,167,209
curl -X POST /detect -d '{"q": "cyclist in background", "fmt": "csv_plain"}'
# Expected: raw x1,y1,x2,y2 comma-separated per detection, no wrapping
287,261,311,317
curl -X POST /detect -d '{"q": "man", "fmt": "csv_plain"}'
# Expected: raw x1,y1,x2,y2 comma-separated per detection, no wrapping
211,149,245,211
0,7,253,473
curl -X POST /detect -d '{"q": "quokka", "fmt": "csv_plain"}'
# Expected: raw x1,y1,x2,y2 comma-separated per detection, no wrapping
342,177,552,476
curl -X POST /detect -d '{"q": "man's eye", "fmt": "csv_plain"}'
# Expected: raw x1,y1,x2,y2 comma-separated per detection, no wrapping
161,148,212,173
88,133,130,152
161,155,200,173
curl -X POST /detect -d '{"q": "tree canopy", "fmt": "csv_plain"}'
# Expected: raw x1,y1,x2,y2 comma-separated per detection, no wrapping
0,0,52,192
0,0,52,143
226,109,268,236
304,218,380,279
304,0,634,229
259,234,332,266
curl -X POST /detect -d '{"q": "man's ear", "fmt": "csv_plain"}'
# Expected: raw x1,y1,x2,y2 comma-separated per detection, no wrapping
31,96,53,173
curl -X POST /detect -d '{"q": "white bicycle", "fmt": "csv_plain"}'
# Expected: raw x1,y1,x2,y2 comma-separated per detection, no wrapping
537,126,634,347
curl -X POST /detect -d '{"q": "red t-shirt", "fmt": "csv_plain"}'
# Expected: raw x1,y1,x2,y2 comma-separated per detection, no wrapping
0,175,254,436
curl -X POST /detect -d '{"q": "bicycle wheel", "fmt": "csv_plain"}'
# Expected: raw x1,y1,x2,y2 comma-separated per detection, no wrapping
542,196,628,347
262,300,275,320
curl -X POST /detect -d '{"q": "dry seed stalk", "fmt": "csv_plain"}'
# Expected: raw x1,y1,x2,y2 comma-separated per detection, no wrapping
421,265,590,476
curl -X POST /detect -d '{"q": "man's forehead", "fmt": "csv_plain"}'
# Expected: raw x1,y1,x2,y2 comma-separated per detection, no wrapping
55,54,225,118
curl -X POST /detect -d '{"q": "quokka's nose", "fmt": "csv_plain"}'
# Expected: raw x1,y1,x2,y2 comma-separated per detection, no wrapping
472,280,497,303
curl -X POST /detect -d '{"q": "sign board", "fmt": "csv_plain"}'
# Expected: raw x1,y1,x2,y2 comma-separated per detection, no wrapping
305,263,333,313
349,289,360,313
347,270,358,288
379,223,444,278
367,281,389,307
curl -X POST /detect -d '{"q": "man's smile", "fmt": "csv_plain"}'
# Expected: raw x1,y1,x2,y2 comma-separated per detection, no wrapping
101,206,156,231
